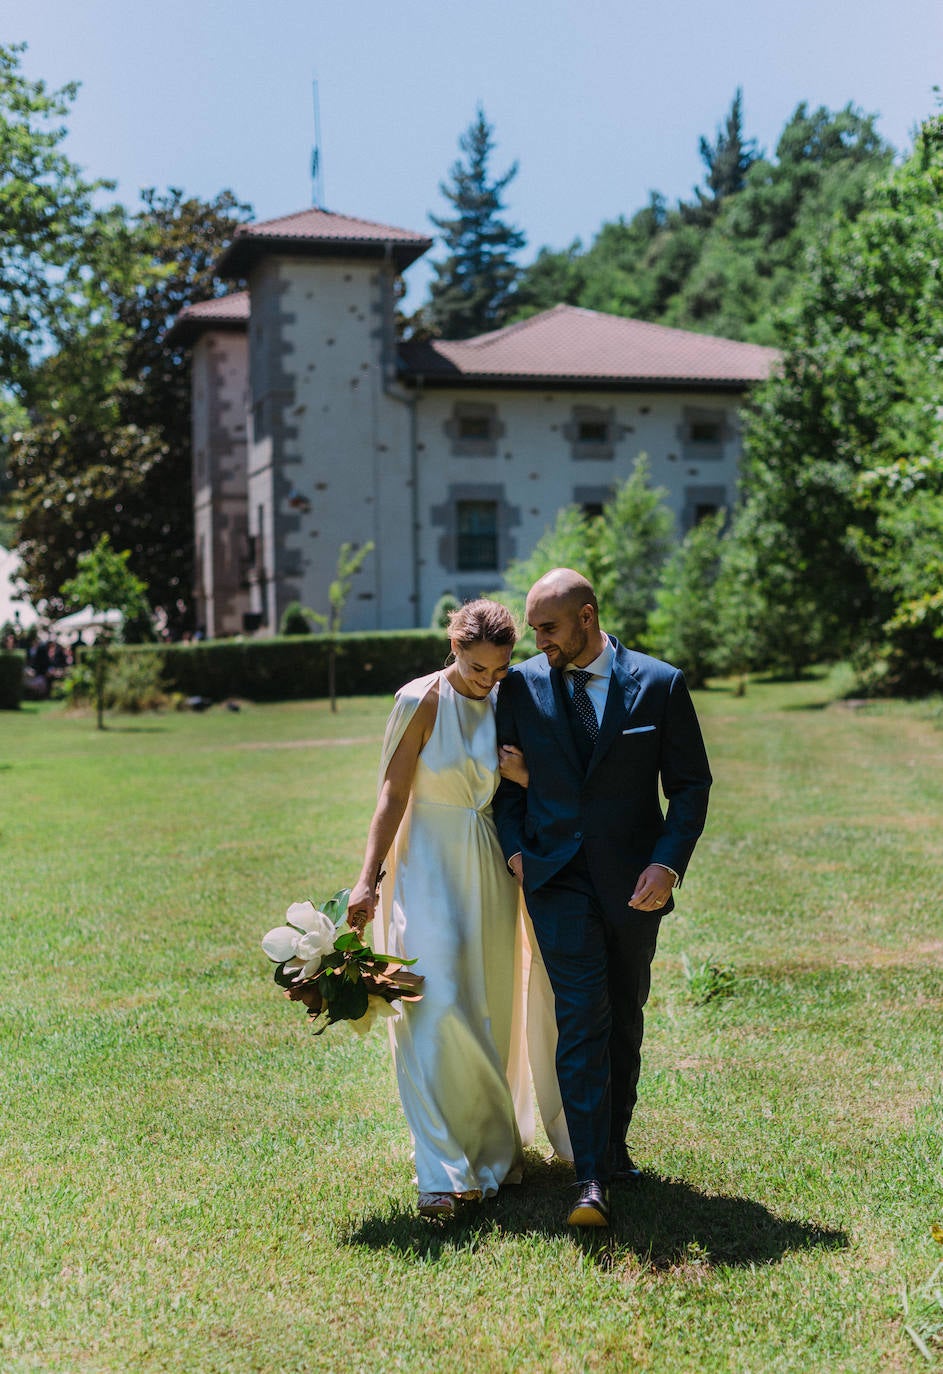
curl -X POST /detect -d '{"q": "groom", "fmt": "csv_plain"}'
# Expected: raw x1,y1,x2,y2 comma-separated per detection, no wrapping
494,568,711,1227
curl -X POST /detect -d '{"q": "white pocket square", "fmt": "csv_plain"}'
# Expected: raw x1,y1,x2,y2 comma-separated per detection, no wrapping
622,724,656,734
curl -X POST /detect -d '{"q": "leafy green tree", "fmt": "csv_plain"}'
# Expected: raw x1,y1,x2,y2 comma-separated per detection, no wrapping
0,43,115,403
500,507,596,655
326,541,374,711
691,88,760,219
501,459,673,650
644,510,725,686
665,102,892,341
502,507,596,605
738,106,943,690
279,601,319,635
8,187,251,628
60,534,150,728
511,99,891,345
510,239,589,320
851,454,943,693
709,516,766,695
592,456,674,646
427,106,526,338
430,592,460,630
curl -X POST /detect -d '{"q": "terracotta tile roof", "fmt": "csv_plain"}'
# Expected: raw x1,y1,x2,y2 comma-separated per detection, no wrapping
399,305,779,389
218,207,432,278
164,291,250,347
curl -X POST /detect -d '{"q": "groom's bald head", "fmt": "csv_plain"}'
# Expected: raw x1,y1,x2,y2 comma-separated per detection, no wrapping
526,569,604,668
528,568,598,618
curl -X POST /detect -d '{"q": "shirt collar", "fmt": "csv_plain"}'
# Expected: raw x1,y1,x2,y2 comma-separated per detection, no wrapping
565,638,614,679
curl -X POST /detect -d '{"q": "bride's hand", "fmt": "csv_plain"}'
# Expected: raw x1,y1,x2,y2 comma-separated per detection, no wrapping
347,877,375,933
499,744,529,788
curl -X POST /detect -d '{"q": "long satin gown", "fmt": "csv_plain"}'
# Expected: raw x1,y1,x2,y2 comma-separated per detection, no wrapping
375,671,571,1198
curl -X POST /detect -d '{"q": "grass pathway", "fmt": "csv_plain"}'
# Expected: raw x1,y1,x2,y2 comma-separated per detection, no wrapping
1,673,940,1372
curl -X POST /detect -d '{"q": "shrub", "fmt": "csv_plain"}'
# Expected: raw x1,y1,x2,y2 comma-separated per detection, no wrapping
61,649,169,713
0,650,24,710
279,601,322,636
115,631,451,703
103,650,169,712
430,593,460,630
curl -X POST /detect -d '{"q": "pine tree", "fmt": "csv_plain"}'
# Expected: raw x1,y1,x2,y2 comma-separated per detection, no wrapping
644,510,725,686
427,106,526,339
693,88,760,216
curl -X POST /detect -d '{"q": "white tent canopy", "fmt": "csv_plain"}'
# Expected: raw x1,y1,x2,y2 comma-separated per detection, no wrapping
51,605,123,640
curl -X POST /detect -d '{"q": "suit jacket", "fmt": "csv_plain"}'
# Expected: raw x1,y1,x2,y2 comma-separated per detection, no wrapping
493,637,712,919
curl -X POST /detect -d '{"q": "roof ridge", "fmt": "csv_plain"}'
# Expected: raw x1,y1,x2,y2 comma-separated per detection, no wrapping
240,205,430,241
180,289,250,311
459,304,574,349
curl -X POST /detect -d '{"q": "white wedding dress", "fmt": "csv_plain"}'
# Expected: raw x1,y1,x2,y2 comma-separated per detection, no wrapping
375,671,571,1198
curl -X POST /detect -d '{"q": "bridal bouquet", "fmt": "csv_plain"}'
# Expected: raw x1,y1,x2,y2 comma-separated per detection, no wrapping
261,888,424,1035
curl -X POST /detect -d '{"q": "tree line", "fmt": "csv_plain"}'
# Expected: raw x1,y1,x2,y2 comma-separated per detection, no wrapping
413,93,943,695
1,42,939,692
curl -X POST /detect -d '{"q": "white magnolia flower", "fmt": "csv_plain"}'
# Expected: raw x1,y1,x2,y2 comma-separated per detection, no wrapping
294,910,338,978
285,901,329,934
261,925,302,962
261,901,337,968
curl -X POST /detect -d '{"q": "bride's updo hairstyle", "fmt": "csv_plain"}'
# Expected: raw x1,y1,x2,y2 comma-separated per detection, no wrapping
447,599,518,650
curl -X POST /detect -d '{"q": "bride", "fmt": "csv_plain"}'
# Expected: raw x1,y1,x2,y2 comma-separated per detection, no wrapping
347,599,569,1217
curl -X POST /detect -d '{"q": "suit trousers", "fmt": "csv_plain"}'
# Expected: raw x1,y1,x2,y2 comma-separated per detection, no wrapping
525,848,661,1183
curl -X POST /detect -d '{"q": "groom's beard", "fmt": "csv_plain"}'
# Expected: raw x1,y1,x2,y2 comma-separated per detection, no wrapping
541,631,590,670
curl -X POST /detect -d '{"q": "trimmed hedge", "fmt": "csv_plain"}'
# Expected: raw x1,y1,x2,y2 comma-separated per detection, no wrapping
0,650,24,710
120,631,451,703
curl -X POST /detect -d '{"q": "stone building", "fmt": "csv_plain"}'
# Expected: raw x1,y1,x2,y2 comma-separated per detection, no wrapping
168,207,778,638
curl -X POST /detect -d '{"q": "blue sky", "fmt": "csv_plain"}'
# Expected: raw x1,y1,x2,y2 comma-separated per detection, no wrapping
10,0,942,307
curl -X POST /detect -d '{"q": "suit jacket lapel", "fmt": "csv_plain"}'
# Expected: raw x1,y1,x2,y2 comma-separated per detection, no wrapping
531,661,583,775
587,638,640,774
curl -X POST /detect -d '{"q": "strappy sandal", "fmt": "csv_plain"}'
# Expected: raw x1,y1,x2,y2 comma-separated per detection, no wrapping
418,1192,461,1218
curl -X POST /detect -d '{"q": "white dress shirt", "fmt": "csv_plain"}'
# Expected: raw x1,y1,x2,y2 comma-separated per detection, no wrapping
563,639,614,727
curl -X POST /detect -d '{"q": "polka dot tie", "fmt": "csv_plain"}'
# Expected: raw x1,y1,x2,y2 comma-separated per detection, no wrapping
569,669,599,741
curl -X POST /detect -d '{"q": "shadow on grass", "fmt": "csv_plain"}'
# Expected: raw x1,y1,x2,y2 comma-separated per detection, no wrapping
784,697,874,713
100,723,169,733
345,1157,847,1271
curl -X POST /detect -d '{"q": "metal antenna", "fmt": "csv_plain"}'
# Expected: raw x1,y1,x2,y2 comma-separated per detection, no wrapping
311,80,324,208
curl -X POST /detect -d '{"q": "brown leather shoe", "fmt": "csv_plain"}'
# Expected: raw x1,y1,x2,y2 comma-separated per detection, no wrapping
567,1180,610,1227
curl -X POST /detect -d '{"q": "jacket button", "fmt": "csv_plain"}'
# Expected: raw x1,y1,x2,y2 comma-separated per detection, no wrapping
574,830,583,839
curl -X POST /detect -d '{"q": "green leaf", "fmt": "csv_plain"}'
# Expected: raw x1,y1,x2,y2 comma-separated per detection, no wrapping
329,889,351,924
325,974,369,1024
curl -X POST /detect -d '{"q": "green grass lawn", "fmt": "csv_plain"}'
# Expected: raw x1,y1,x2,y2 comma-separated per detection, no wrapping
1,673,941,1373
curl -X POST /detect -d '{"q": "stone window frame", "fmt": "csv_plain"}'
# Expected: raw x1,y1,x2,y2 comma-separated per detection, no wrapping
573,484,612,521
678,406,731,463
430,483,520,576
681,484,728,533
456,499,499,572
444,401,505,458
563,405,624,461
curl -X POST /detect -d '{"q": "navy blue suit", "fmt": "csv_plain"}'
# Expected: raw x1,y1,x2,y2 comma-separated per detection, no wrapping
493,637,711,1182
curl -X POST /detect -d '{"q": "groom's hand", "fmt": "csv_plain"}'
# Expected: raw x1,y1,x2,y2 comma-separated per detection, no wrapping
508,853,524,885
629,864,675,911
